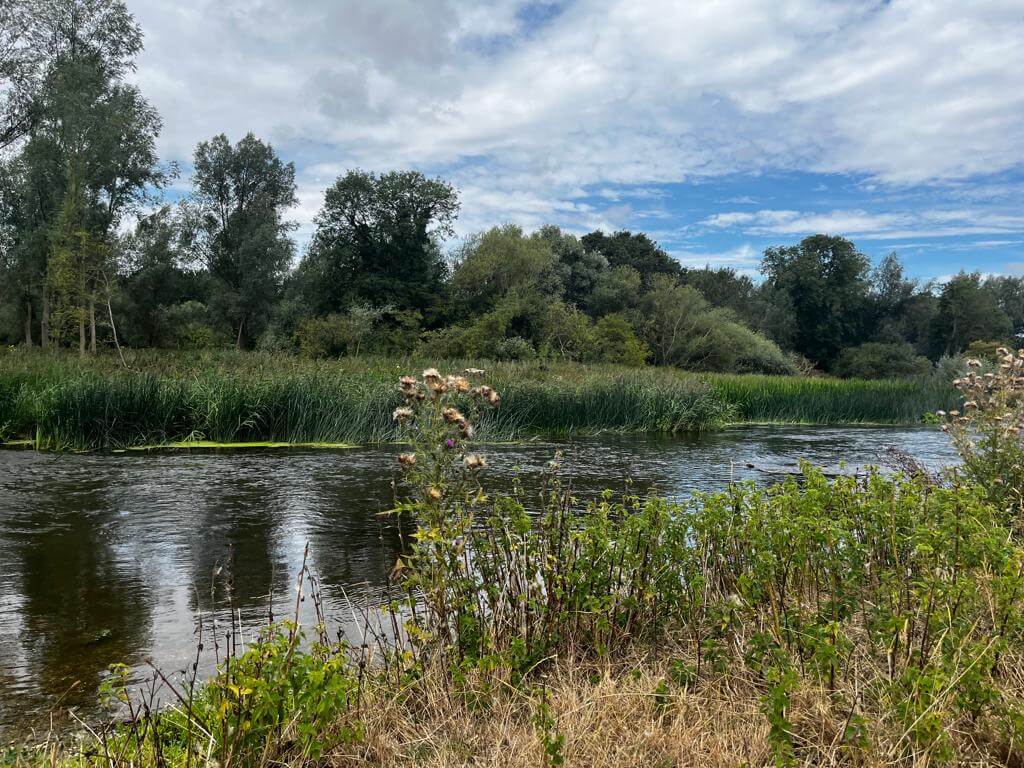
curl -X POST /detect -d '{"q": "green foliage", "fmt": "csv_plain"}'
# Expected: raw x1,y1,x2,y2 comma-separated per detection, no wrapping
188,133,297,349
0,350,747,449
930,272,1013,358
760,234,871,368
639,276,794,374
834,341,933,379
591,313,648,366
297,169,458,319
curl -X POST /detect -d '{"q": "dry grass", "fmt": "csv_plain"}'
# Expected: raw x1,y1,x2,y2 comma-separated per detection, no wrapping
319,651,1024,768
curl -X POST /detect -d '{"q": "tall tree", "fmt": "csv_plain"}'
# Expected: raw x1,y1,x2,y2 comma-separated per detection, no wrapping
760,234,871,368
0,0,143,151
581,230,681,285
188,133,296,349
1,1,161,349
298,170,458,321
930,272,1012,357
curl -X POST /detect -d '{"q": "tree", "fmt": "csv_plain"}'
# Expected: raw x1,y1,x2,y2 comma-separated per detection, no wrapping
929,272,1012,357
585,265,641,316
451,225,559,316
985,275,1024,336
638,275,793,374
680,266,762,326
117,205,202,347
1,1,162,350
581,230,681,285
760,234,871,368
188,133,296,349
536,225,607,309
0,0,143,151
298,170,458,320
834,342,932,380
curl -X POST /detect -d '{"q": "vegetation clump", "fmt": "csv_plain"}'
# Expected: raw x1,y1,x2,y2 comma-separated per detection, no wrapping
0,349,957,450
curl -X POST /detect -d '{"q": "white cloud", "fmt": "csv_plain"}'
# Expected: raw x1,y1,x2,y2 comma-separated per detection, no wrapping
672,243,761,274
126,0,1024,242
699,208,1024,240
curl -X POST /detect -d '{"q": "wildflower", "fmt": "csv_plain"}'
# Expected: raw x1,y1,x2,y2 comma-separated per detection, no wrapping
444,437,456,449
427,487,442,501
442,407,464,423
453,376,470,393
464,454,487,469
392,406,414,422
422,368,441,382
964,400,978,410
398,453,417,466
967,358,982,368
464,367,486,376
457,418,474,439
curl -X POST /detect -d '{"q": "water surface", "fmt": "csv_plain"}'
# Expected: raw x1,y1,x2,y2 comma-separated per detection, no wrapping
0,426,956,738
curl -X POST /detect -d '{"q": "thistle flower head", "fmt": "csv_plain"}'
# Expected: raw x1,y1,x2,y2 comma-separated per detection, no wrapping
463,454,487,470
392,406,414,422
398,452,417,466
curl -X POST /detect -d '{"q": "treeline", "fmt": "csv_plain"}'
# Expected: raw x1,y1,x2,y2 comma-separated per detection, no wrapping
2,0,1021,378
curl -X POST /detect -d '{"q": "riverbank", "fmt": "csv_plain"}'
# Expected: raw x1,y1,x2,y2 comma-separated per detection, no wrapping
0,349,956,450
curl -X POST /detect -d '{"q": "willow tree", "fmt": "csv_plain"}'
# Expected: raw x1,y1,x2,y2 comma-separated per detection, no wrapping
188,133,296,349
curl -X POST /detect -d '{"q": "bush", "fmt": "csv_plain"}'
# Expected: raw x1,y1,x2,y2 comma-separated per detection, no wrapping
295,313,350,358
834,341,932,379
591,313,648,366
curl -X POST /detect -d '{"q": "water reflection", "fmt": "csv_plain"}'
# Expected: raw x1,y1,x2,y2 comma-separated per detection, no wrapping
0,426,957,737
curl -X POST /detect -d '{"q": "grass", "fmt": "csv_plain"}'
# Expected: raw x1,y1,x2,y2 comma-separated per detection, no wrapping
0,348,956,451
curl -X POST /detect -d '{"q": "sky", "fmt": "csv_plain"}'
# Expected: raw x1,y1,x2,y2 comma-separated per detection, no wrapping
127,0,1024,280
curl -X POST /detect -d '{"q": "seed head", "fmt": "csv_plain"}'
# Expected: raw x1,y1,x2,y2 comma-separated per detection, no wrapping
464,454,487,470
392,406,414,422
398,453,417,466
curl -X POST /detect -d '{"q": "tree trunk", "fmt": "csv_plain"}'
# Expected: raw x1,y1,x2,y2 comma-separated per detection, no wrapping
78,313,86,357
24,299,33,347
105,287,128,370
40,291,50,349
89,297,96,354
235,316,246,350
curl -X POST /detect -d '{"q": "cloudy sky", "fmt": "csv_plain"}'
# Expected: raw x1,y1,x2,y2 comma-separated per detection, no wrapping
129,0,1024,279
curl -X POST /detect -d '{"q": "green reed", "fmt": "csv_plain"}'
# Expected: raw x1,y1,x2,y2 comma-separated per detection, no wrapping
0,348,954,450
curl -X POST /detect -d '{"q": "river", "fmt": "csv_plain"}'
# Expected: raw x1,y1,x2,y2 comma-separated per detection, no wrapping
0,425,957,738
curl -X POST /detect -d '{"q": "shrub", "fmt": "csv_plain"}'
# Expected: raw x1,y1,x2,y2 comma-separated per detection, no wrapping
591,313,648,366
834,341,932,379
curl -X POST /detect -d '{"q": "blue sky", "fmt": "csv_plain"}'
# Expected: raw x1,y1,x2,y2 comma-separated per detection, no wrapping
128,0,1024,280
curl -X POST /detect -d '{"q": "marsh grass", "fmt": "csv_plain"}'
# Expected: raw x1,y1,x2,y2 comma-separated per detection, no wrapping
0,349,952,450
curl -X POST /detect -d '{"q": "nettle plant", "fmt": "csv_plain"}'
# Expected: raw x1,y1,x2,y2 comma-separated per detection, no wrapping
941,348,1024,515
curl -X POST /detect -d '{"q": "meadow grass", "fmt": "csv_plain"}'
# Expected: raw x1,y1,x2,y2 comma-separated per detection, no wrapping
0,348,954,450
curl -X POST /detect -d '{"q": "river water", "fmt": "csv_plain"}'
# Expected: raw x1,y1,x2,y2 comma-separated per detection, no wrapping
0,426,957,738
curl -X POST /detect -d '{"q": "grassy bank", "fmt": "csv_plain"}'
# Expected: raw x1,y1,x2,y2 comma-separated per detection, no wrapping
8,369,1022,767
0,348,956,450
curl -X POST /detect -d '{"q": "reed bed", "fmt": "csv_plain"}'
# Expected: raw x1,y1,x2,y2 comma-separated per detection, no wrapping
0,348,953,450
